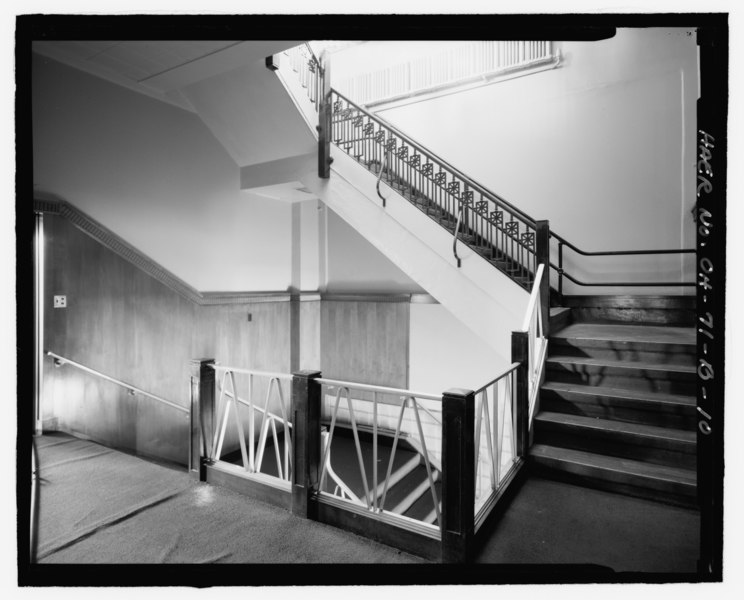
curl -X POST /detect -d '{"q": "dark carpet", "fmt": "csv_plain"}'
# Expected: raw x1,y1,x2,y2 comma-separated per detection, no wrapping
33,432,423,564
34,432,700,571
475,475,700,573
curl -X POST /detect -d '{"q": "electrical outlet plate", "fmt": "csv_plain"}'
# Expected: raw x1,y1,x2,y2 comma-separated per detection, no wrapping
54,295,67,308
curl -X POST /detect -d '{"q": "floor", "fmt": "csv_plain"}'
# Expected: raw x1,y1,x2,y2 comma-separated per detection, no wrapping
30,432,701,580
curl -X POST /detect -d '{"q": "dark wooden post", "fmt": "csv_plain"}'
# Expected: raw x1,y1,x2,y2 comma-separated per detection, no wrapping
441,388,475,563
292,370,322,518
512,332,530,456
536,219,551,338
317,55,332,178
189,358,215,481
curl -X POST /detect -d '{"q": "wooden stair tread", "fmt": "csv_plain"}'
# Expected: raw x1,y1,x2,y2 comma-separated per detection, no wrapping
552,322,695,346
547,355,696,374
530,444,697,486
541,382,696,405
535,411,696,444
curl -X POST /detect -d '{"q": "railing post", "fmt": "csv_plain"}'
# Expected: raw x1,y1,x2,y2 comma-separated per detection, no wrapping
317,54,332,178
189,358,215,481
292,370,322,518
536,219,550,337
511,332,530,456
441,388,475,563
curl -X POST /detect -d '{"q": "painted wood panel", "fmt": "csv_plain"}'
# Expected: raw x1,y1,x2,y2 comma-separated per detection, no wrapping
42,214,295,465
320,300,409,389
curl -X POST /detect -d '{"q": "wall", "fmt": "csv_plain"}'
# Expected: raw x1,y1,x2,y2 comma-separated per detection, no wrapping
32,53,292,292
408,304,504,394
324,208,425,294
348,29,698,294
42,214,294,465
40,212,423,464
320,299,409,389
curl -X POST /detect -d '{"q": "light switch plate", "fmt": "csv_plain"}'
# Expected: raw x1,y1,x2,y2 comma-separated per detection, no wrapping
54,295,67,308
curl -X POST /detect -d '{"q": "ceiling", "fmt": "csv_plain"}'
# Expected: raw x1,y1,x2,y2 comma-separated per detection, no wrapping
32,40,301,112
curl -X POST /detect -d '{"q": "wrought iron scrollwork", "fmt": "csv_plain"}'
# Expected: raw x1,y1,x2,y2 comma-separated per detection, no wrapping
490,211,504,225
409,154,421,169
505,221,520,237
422,163,434,176
476,200,489,214
447,181,460,197
521,231,535,249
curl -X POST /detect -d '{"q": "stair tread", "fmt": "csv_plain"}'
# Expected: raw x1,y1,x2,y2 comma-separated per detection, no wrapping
530,443,697,485
535,411,696,443
552,322,695,346
547,355,696,373
541,382,696,404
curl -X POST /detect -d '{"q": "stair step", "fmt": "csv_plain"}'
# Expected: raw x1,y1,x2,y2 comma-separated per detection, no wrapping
320,433,420,500
549,306,572,333
382,464,436,515
534,411,696,468
563,295,696,326
403,480,442,523
540,382,696,428
546,355,696,395
550,323,695,365
529,443,697,507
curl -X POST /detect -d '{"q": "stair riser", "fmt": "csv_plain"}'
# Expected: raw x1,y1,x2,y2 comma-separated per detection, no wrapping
549,341,695,366
546,364,696,395
528,458,697,508
569,307,695,326
540,394,697,429
534,424,696,470
549,310,572,334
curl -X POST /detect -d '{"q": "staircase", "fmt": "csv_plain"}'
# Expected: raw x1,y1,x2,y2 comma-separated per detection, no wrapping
530,296,697,507
322,429,442,525
273,45,698,511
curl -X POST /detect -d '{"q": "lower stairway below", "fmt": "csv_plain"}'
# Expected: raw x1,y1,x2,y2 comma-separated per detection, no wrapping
530,296,698,508
222,425,442,526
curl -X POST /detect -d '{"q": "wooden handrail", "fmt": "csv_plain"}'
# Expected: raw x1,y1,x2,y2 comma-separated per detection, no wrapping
46,351,189,415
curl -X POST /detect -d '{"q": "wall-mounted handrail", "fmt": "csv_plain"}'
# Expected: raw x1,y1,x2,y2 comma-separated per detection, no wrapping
376,149,389,207
550,232,696,293
452,205,464,268
550,231,695,257
46,351,189,415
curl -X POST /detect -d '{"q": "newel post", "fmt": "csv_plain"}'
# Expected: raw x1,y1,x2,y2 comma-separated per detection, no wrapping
441,388,475,563
292,370,322,518
317,54,332,178
189,359,215,481
512,332,530,456
536,219,551,338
